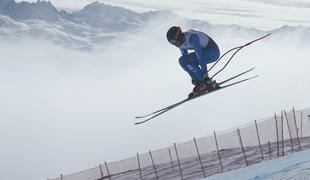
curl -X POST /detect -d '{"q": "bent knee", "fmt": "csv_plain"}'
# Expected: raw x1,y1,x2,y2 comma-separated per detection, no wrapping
178,56,187,66
208,47,220,63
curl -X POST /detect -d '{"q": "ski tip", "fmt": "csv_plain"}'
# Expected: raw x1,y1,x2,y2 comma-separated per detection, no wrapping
134,122,143,125
252,75,259,79
246,75,259,81
135,115,150,119
245,75,259,81
259,33,271,40
135,114,150,118
244,67,255,73
248,67,255,71
264,33,271,37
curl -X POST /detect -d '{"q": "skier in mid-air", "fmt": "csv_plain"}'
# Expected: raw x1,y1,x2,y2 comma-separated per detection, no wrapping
135,30,268,124
166,26,220,98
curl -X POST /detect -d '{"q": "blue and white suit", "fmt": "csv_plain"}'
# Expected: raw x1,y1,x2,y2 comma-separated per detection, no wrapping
178,30,220,81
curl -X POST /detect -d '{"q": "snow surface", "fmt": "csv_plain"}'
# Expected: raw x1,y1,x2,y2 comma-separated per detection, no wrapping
204,149,310,180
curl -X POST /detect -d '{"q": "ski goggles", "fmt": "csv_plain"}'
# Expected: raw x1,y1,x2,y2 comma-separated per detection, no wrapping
168,39,178,46
168,28,182,46
169,39,182,47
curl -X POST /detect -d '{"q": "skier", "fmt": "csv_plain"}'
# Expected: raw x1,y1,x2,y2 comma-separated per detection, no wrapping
166,26,220,98
136,32,269,124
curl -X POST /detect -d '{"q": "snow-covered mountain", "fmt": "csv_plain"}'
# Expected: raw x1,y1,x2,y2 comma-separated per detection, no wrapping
71,2,142,31
0,0,183,50
0,0,59,22
0,0,310,51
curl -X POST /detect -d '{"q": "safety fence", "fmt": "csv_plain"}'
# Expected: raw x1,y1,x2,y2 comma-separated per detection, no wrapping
49,107,310,180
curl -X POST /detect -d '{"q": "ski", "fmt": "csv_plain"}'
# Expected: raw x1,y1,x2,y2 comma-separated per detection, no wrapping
135,67,255,119
134,75,258,125
218,67,255,85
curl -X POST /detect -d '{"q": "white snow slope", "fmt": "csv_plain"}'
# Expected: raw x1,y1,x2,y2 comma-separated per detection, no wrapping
204,149,310,180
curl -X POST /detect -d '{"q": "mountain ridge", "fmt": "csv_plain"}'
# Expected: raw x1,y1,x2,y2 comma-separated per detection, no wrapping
0,0,180,50
0,0,309,51
0,0,178,29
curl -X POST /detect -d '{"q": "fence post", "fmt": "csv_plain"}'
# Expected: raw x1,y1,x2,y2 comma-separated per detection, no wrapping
99,164,104,178
105,162,111,180
60,174,63,180
268,141,272,158
275,113,279,158
193,137,206,177
255,120,264,160
292,107,301,149
136,153,143,180
300,112,303,139
284,111,294,151
213,131,224,172
174,143,184,180
237,128,248,166
281,111,284,156
168,149,175,171
149,150,159,180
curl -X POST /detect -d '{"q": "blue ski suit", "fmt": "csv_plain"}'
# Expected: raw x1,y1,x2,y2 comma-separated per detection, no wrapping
178,30,220,81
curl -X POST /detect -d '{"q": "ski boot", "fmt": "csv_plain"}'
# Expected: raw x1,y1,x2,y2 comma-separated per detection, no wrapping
203,76,220,90
188,76,220,99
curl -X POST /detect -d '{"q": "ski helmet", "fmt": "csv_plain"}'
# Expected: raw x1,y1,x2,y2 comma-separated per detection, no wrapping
166,26,183,47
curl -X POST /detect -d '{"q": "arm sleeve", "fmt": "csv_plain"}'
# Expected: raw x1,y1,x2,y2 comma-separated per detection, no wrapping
190,34,207,72
180,48,188,55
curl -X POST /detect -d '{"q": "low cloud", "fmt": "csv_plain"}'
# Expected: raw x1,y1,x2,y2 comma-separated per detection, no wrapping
0,17,310,180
